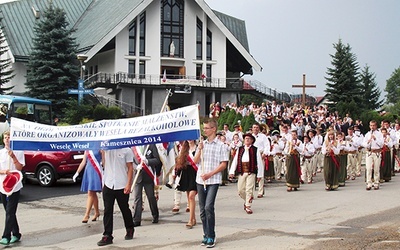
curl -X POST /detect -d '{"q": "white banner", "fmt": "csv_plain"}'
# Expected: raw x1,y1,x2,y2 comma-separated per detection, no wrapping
10,104,200,151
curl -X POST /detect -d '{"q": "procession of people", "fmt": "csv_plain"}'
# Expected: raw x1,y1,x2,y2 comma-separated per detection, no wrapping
2,100,400,248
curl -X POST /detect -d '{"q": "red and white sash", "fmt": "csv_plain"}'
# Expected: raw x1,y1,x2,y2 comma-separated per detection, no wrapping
131,146,158,185
187,154,198,172
87,150,103,184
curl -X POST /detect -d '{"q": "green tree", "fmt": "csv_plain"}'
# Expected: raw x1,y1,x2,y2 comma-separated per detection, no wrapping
360,65,383,110
62,99,93,125
325,39,362,111
232,112,243,131
385,67,400,105
0,19,14,94
240,94,263,106
25,3,80,117
225,109,237,129
241,112,255,133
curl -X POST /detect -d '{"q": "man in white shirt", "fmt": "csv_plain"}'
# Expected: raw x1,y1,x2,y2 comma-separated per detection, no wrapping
229,133,264,214
346,127,363,180
98,147,134,246
222,123,233,143
0,131,25,245
251,123,268,198
362,120,384,190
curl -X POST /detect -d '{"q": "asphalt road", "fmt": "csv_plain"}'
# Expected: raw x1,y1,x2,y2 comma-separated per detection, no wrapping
20,178,81,202
2,168,400,249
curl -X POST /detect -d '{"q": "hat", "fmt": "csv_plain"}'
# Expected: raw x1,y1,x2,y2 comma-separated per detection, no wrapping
0,170,22,196
271,130,280,137
234,124,240,128
243,133,256,142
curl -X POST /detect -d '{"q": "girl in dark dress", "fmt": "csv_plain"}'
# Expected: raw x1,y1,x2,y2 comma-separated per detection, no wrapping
322,131,340,190
175,140,198,228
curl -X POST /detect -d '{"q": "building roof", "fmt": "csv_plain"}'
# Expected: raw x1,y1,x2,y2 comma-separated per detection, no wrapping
0,0,261,71
213,10,249,52
0,0,92,60
73,0,144,53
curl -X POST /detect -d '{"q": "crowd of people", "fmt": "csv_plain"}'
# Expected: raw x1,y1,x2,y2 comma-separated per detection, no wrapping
2,100,400,248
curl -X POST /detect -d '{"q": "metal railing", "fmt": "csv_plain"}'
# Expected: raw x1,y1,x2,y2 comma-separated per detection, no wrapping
247,80,292,103
93,94,143,116
86,72,228,89
85,72,315,104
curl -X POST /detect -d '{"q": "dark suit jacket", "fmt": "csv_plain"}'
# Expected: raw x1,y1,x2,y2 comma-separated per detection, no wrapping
136,144,162,184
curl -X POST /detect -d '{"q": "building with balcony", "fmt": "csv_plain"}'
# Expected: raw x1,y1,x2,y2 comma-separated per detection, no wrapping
1,0,268,116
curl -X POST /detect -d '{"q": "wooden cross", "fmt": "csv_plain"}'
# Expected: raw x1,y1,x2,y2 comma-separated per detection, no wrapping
292,74,316,107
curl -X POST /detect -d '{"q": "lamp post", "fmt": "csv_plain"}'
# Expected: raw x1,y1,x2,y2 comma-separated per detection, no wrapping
74,54,89,104
77,54,88,80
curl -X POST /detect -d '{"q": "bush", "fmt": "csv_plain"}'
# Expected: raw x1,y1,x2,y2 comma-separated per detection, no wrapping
93,105,108,121
107,106,122,119
80,118,94,124
93,104,122,120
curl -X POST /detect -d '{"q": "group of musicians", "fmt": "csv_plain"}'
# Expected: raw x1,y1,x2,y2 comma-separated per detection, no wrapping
228,119,400,210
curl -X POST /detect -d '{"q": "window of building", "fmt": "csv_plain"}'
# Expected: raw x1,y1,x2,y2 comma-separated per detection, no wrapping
206,64,211,82
196,64,202,80
129,20,136,56
206,29,212,60
139,12,146,56
161,0,184,57
139,60,145,79
196,18,202,60
129,60,135,77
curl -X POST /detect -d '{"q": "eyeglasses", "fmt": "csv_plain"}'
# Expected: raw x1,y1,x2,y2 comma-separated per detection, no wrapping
203,127,214,130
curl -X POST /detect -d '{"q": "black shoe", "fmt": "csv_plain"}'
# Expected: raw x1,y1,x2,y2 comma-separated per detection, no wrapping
125,228,134,240
133,221,141,227
165,183,173,189
152,217,159,224
97,235,113,246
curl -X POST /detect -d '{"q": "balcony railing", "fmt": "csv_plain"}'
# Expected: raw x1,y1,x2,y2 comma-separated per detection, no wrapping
85,72,315,104
86,72,229,89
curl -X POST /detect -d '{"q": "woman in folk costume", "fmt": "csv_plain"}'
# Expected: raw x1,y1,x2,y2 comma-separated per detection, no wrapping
322,131,341,191
263,130,275,183
337,132,350,187
229,133,264,214
229,133,242,159
73,150,103,223
228,133,242,182
380,127,393,182
270,130,285,181
283,130,303,192
175,140,198,228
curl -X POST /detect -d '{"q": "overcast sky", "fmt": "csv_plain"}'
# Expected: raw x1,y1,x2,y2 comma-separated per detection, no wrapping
207,0,400,99
2,0,399,99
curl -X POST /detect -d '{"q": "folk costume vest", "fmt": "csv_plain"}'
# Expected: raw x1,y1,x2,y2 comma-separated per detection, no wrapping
236,145,258,174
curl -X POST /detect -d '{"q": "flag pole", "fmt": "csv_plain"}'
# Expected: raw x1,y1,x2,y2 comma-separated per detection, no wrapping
196,101,206,192
131,89,172,192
